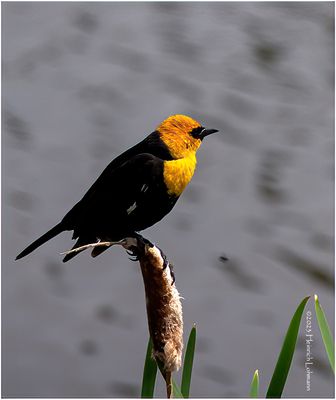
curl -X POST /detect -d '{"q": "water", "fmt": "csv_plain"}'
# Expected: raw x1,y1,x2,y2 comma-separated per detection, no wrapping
2,2,334,397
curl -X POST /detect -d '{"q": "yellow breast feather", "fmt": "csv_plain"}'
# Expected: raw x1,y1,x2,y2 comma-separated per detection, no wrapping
163,154,197,196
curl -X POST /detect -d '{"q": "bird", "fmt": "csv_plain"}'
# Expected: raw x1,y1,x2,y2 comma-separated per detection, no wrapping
16,114,218,262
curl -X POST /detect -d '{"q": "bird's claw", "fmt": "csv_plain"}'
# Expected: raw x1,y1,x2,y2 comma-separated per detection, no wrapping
168,263,176,285
134,233,154,249
160,249,169,270
159,248,175,285
127,234,176,284
126,248,139,262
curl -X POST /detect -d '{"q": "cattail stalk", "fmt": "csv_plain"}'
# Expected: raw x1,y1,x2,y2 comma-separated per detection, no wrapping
62,236,184,398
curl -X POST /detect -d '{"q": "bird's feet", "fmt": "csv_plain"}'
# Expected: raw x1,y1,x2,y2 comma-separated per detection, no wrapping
126,234,175,284
134,232,154,248
159,248,175,285
126,249,139,261
126,233,154,261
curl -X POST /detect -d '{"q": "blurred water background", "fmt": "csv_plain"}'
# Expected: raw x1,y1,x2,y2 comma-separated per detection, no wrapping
2,2,334,397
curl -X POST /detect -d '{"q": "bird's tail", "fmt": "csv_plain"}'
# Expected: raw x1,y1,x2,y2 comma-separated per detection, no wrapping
16,222,65,260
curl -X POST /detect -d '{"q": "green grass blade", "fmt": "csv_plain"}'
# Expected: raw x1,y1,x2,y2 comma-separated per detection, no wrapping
266,296,310,398
314,294,335,373
181,325,197,398
250,369,259,398
172,379,184,398
141,338,158,398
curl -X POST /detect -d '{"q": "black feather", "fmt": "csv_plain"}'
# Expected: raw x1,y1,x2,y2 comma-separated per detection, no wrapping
16,223,65,260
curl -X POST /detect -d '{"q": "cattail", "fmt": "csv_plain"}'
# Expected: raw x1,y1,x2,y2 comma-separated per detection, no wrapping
137,242,183,398
61,236,184,397
138,243,183,373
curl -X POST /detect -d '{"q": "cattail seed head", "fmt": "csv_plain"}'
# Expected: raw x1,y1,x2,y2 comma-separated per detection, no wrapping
138,244,183,373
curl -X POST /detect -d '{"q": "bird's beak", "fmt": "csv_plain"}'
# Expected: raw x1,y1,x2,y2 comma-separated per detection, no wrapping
201,128,219,139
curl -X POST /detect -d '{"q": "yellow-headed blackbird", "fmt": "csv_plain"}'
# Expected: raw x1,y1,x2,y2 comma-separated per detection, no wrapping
16,114,218,262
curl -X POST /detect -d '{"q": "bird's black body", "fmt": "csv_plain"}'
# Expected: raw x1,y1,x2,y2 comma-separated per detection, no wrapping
16,132,178,262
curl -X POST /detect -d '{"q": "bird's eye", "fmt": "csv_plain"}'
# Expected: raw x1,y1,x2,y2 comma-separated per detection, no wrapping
190,126,204,139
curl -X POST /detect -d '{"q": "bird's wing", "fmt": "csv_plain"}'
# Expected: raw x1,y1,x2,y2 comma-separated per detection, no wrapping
68,132,171,210
63,153,164,234
84,152,163,207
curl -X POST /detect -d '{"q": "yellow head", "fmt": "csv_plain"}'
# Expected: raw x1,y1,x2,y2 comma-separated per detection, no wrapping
156,114,218,159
